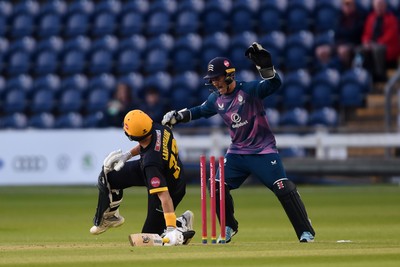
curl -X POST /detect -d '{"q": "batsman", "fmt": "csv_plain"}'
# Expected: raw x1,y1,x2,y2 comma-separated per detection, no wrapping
89,109,195,246
162,42,315,243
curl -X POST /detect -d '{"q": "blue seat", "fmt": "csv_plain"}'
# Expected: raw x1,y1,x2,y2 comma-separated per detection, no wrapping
259,31,286,67
310,82,335,109
34,50,58,75
308,107,338,127
0,1,12,36
231,0,258,34
229,31,258,69
6,50,31,76
0,113,28,129
89,49,114,75
118,72,144,98
61,49,86,75
35,36,64,53
146,11,171,36
86,89,110,113
144,72,172,97
201,0,231,33
88,73,116,94
172,34,202,73
66,0,94,15
282,83,308,109
172,71,200,96
284,31,314,70
170,87,194,110
64,12,90,37
116,49,141,74
144,49,169,74
177,0,204,12
58,89,83,114
312,68,340,94
30,89,55,114
283,69,311,93
236,69,257,81
12,0,39,15
279,108,309,126
60,73,88,97
258,2,285,33
39,0,67,15
122,0,149,14
28,112,55,129
91,12,117,37
119,11,144,36
201,32,230,67
54,112,83,128
147,34,174,51
62,36,91,53
314,3,339,33
174,10,200,35
265,108,280,127
33,74,61,96
83,112,105,128
3,90,27,114
118,35,146,53
339,82,365,108
285,2,312,33
0,75,6,100
37,12,62,38
340,68,372,93
5,74,34,98
10,13,36,38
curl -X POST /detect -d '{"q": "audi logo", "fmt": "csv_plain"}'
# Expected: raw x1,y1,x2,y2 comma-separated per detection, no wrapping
13,156,47,172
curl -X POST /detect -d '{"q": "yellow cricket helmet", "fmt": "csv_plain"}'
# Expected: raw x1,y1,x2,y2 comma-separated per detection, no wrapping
123,109,153,141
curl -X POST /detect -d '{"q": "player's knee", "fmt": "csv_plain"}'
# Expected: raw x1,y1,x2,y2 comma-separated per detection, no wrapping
272,178,296,197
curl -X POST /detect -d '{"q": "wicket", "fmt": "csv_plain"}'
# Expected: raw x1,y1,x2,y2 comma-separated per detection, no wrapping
200,155,226,244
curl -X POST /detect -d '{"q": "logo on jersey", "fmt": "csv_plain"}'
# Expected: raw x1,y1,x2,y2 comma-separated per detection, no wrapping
231,113,248,129
238,94,245,105
217,102,224,110
271,160,277,165
276,180,284,190
150,177,161,188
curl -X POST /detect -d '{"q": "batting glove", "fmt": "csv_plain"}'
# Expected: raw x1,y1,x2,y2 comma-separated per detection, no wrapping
245,42,275,80
113,151,132,171
163,227,184,246
103,149,122,174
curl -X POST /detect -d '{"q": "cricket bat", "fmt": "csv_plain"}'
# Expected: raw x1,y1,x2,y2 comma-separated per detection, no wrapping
128,233,169,246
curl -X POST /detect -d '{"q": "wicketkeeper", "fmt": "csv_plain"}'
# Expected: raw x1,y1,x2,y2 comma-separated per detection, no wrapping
89,109,195,246
162,42,316,243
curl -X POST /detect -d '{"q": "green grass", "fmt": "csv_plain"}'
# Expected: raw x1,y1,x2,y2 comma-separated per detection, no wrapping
1,185,400,266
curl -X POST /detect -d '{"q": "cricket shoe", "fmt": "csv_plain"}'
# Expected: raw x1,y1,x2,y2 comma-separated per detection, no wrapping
90,211,125,235
299,231,314,243
217,226,237,244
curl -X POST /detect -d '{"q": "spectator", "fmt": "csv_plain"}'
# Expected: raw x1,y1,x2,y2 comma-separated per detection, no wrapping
139,87,169,122
360,0,400,81
104,83,138,127
334,0,366,71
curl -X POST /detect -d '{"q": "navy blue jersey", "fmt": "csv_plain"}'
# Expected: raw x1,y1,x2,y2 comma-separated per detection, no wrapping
190,73,282,154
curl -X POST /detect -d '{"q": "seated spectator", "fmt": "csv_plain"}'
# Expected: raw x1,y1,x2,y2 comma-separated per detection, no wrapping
334,0,366,71
360,0,400,81
139,87,169,123
104,83,139,127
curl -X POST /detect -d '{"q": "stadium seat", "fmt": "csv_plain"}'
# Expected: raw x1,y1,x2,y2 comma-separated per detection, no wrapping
308,107,339,127
118,35,146,53
265,108,280,127
259,31,286,68
10,13,36,38
172,33,202,73
0,75,6,100
0,1,12,36
34,50,59,75
201,32,230,67
60,49,86,75
147,34,174,51
61,73,88,94
58,89,83,114
37,12,62,38
146,11,171,36
258,2,285,33
116,49,141,74
0,113,28,129
340,68,372,93
5,74,34,98
30,89,55,114
118,72,144,98
118,11,144,36
201,0,231,34
85,89,110,113
312,68,340,94
3,89,27,114
281,83,308,109
35,36,64,53
88,73,116,95
122,0,149,14
170,87,194,110
33,74,61,96
339,82,365,108
172,71,201,97
54,112,83,128
64,12,90,38
310,82,335,109
88,49,114,75
229,31,258,70
6,50,31,76
314,2,339,33
144,49,169,74
143,72,172,97
230,0,259,34
174,10,200,36
285,2,312,33
91,12,118,37
284,31,314,70
28,112,55,129
283,69,311,94
83,111,105,128
279,107,309,126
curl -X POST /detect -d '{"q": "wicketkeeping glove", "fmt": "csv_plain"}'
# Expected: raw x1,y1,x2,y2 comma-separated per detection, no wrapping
161,108,191,127
162,227,184,246
245,42,275,80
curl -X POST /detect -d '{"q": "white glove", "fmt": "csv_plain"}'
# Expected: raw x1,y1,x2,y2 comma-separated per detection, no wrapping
162,110,178,126
114,151,132,171
103,149,122,174
163,227,184,246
